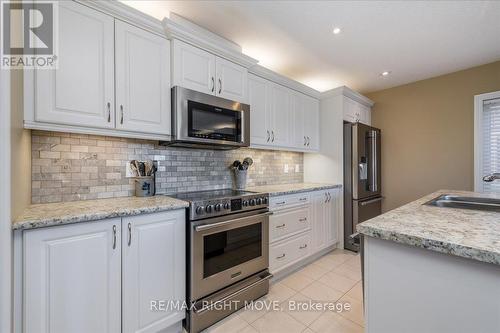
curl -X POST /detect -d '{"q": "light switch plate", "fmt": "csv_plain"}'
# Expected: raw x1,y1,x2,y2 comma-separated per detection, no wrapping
295,164,300,172
125,162,134,178
284,164,289,173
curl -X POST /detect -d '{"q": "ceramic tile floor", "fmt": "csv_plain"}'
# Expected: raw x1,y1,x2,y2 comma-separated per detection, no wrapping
203,249,363,333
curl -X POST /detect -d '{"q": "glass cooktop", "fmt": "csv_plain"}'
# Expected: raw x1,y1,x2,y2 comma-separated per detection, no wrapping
168,189,258,202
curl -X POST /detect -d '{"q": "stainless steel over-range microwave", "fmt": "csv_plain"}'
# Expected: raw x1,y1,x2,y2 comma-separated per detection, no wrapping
160,86,250,149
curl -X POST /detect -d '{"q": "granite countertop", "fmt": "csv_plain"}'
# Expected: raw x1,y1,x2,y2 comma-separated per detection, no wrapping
13,196,189,230
247,182,342,197
357,190,500,266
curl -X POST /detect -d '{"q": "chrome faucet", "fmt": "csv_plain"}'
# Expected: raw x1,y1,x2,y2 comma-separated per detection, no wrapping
483,173,500,182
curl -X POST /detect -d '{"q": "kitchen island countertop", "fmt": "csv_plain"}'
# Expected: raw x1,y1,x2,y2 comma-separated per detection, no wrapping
13,195,189,230
357,190,500,265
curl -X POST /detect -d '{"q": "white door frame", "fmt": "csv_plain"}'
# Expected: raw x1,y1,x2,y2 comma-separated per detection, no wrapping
0,64,12,331
474,90,500,192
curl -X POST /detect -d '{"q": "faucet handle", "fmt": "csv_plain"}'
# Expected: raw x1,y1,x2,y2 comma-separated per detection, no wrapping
483,173,500,182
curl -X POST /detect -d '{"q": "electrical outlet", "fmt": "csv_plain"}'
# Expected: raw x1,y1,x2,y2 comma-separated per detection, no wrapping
284,164,289,173
295,164,300,172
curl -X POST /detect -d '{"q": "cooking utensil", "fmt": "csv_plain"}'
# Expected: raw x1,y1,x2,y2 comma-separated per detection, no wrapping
138,162,145,177
145,160,153,176
130,160,139,177
232,160,241,170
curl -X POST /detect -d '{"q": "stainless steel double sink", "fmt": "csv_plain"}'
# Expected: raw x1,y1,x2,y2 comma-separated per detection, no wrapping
425,194,500,212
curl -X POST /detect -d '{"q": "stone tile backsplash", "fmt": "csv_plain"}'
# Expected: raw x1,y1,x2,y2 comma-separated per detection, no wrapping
31,131,304,203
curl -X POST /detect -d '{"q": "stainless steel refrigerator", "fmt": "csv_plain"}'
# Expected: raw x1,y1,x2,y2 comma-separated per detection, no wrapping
344,122,382,252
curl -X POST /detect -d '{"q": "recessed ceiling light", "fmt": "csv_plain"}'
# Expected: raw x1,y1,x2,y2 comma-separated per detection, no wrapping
332,27,341,35
380,71,391,77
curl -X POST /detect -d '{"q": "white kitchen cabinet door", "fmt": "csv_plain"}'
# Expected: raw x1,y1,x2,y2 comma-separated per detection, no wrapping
343,97,359,123
270,83,291,147
122,210,185,333
311,191,327,251
172,39,216,95
291,92,306,148
35,1,115,128
216,57,248,103
303,95,320,150
115,21,171,135
23,219,121,333
359,103,372,125
249,74,272,145
325,189,340,246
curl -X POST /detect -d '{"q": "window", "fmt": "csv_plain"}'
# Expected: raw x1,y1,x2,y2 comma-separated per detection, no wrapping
475,92,500,192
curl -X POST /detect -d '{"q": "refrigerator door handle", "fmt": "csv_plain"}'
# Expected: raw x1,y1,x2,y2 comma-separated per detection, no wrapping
369,130,378,192
360,197,384,206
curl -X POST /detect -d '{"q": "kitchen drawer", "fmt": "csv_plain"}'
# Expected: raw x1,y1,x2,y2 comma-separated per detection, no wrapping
270,206,310,242
270,232,311,273
270,193,310,210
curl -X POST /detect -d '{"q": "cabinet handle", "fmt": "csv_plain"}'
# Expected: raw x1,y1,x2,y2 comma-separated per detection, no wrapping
127,222,132,246
107,102,111,123
276,223,286,228
324,193,328,203
276,253,286,259
299,244,308,249
307,136,310,146
299,217,307,222
299,197,307,201
304,136,307,146
120,105,124,125
211,77,215,92
267,130,270,142
112,225,117,250
276,201,286,205
271,130,275,142
329,193,332,202
218,78,222,94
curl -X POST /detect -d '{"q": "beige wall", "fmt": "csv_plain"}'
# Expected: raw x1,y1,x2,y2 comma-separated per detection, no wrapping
366,61,500,212
11,70,31,219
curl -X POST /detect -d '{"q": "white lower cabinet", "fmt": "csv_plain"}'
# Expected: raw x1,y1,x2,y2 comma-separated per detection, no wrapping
23,218,122,333
269,188,341,275
21,210,185,333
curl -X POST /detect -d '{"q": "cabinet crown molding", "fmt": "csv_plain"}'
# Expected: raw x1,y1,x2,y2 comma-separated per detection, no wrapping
78,0,165,37
249,65,321,99
163,17,258,69
321,85,374,107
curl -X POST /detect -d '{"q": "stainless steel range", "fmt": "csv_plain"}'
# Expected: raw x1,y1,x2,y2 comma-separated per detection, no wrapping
170,189,272,333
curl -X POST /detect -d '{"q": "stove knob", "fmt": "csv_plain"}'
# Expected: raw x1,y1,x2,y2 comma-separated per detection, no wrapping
196,206,204,215
215,203,222,212
250,199,256,206
256,198,262,205
243,200,249,207
263,197,268,204
224,203,230,210
205,205,214,213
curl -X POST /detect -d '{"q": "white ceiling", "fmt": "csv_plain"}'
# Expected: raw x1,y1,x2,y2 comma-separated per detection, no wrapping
122,1,500,93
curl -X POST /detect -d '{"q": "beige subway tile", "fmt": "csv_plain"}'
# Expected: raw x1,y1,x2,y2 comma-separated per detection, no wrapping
81,166,98,173
71,145,89,153
79,139,97,146
97,141,113,147
61,138,80,145
88,146,106,153
97,192,114,199
90,186,107,193
40,151,61,159
61,152,80,159
32,159,51,166
106,172,122,180
50,144,71,152
106,160,123,167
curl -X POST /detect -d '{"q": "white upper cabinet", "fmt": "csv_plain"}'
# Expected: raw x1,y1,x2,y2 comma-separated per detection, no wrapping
249,74,272,145
115,21,171,135
291,92,305,147
343,96,372,125
216,57,248,102
122,210,185,333
23,218,122,333
34,1,115,129
172,39,216,95
269,82,291,147
302,94,320,151
172,39,248,103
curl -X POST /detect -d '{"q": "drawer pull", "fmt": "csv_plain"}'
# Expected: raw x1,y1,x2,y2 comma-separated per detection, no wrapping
299,218,307,222
276,201,286,205
276,253,286,259
299,197,307,201
276,223,286,228
299,244,308,249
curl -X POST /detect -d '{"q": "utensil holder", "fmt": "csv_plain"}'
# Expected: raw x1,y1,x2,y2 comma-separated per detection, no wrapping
134,176,155,197
234,169,248,190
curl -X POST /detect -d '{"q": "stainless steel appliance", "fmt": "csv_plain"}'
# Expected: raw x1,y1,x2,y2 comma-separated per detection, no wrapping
170,189,272,333
344,122,382,252
161,86,250,149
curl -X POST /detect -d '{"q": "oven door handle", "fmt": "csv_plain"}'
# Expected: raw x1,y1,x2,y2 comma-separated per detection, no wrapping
193,271,273,315
194,211,273,232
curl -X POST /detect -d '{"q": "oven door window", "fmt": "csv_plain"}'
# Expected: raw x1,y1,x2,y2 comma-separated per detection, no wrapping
203,223,262,278
188,100,242,142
